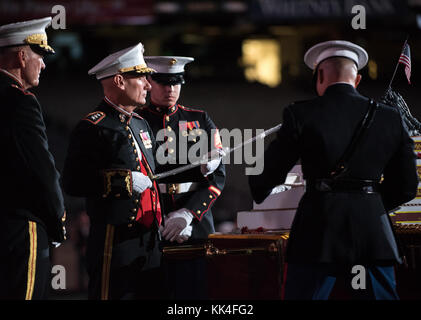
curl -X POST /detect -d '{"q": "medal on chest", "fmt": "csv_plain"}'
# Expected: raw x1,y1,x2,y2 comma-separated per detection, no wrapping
179,121,202,139
139,130,152,149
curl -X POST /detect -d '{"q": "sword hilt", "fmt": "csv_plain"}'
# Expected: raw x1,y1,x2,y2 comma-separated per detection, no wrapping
148,172,158,181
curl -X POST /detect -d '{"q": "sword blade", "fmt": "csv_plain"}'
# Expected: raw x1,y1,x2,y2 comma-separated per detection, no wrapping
151,123,282,181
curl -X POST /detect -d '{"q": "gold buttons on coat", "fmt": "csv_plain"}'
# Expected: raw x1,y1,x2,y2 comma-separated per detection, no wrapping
167,126,172,132
169,148,174,154
166,116,170,121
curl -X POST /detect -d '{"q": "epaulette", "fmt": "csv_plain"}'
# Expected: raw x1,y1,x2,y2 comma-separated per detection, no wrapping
10,84,35,97
179,105,204,113
83,111,106,125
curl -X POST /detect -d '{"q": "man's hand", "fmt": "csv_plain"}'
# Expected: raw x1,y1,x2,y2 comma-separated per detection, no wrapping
175,225,192,243
132,171,152,194
160,224,192,243
200,149,225,177
161,208,194,242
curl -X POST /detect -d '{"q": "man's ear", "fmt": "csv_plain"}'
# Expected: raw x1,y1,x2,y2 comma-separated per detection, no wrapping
318,68,324,85
113,74,125,89
16,48,26,69
354,74,362,88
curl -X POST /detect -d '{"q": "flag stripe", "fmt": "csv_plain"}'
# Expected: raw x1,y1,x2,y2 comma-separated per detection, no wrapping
398,43,411,84
399,59,410,66
399,57,410,64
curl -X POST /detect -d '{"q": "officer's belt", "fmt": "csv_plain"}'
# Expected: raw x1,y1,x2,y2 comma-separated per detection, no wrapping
159,182,201,194
306,179,380,194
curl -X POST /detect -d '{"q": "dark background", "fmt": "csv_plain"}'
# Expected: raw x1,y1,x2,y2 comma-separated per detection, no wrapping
2,0,421,297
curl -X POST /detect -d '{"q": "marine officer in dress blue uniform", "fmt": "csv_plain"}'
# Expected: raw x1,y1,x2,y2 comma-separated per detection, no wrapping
62,43,164,300
0,17,66,300
139,56,226,299
249,40,418,300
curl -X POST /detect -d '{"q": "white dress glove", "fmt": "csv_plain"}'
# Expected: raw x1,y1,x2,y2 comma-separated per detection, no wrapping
200,149,225,177
162,208,194,242
175,225,193,243
132,171,152,194
160,225,193,243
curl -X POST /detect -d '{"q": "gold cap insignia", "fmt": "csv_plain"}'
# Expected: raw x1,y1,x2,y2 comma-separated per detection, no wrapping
169,58,177,65
24,33,55,54
119,64,156,74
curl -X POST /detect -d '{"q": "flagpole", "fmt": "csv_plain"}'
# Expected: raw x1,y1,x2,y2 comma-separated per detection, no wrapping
387,36,409,92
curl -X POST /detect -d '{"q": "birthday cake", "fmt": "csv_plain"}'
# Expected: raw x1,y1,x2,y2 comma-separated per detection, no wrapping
236,165,304,231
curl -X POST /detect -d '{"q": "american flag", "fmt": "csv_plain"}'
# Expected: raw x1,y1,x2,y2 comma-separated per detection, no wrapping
399,43,411,84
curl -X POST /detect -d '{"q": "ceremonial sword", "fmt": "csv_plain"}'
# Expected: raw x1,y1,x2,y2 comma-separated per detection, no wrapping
149,123,282,181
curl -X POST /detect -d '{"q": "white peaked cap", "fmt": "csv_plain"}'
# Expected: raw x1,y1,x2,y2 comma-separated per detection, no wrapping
304,40,368,70
88,43,155,80
0,17,55,54
144,56,194,74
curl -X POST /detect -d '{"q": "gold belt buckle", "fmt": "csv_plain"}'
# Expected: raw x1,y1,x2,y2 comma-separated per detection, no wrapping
168,183,178,194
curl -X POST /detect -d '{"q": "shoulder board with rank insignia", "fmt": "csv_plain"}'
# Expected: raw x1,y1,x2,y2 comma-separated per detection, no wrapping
83,111,106,124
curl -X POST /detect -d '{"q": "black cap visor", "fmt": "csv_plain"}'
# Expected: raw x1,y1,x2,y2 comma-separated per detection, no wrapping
151,72,185,85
